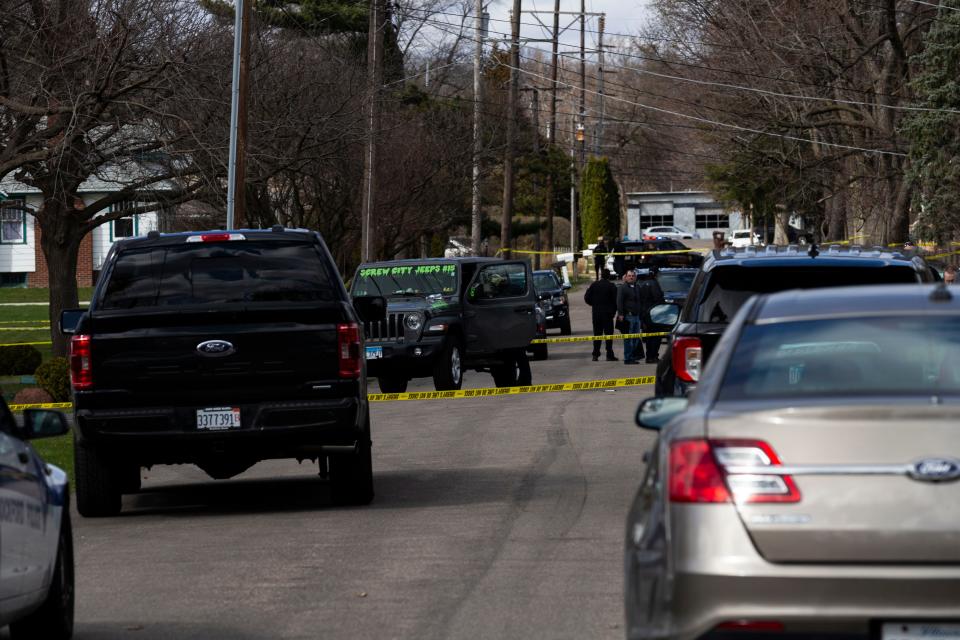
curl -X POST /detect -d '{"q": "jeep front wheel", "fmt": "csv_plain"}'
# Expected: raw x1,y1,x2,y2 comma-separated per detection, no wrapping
433,339,463,391
378,375,408,393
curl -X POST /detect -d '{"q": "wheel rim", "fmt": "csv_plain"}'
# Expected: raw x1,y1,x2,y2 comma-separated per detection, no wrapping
451,346,461,384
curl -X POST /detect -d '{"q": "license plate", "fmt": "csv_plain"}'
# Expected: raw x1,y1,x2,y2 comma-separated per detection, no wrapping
196,407,241,431
365,346,383,360
882,623,960,640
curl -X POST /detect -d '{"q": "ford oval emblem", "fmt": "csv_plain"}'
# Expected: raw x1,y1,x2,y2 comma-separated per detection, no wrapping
909,458,960,483
196,340,235,357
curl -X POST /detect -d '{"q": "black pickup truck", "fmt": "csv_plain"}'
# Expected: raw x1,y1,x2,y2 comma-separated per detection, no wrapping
350,258,538,393
61,227,386,517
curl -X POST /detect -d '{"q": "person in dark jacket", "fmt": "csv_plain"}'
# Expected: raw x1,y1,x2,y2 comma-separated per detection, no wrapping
639,268,666,363
616,269,644,364
584,268,619,361
593,237,608,281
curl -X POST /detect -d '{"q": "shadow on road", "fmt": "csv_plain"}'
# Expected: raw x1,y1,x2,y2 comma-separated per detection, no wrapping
116,466,558,517
71,621,266,640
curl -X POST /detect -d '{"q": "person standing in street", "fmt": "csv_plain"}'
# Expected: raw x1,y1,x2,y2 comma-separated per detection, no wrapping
584,268,619,361
616,269,644,364
638,267,666,363
593,237,608,281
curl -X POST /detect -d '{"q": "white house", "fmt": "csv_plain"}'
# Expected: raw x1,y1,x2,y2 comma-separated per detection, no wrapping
0,174,165,288
626,190,743,240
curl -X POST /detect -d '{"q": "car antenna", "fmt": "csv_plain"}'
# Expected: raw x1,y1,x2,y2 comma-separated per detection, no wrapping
807,243,819,258
930,281,953,302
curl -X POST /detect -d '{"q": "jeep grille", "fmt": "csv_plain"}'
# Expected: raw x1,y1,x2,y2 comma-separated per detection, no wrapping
364,313,406,342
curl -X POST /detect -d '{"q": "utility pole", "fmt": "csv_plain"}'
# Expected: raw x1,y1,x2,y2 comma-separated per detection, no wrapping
471,0,484,255
500,3,522,257
579,0,586,170
530,88,541,270
545,0,560,258
361,0,386,261
226,0,251,230
595,14,605,157
570,113,577,280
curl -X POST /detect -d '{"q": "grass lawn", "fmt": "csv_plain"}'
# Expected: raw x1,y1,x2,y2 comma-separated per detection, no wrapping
0,287,93,304
32,433,73,482
0,327,53,347
0,306,51,323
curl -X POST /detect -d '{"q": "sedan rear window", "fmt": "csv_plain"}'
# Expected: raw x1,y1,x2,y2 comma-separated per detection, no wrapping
720,316,960,399
100,241,337,309
696,266,918,323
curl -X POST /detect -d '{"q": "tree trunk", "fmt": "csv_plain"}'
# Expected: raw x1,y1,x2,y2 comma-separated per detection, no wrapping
38,199,84,358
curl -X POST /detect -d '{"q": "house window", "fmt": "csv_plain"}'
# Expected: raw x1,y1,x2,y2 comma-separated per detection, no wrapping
695,212,729,229
111,201,138,239
0,273,27,288
640,213,674,227
0,200,26,244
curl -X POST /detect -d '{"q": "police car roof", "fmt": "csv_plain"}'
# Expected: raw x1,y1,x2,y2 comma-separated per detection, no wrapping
752,283,958,324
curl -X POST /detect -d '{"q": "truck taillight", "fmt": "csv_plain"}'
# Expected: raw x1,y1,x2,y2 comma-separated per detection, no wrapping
70,334,93,390
669,439,800,504
672,336,701,382
337,323,361,378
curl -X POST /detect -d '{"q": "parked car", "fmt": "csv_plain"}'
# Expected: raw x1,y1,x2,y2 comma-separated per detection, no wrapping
626,283,960,640
532,269,571,335
729,228,760,247
61,227,383,516
529,303,548,361
642,226,699,240
608,239,703,278
0,398,73,639
654,244,937,396
351,258,538,393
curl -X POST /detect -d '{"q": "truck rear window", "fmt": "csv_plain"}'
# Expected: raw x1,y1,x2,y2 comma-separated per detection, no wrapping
100,241,337,309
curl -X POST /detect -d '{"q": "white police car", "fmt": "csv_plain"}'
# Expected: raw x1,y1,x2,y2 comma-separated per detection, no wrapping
0,396,73,639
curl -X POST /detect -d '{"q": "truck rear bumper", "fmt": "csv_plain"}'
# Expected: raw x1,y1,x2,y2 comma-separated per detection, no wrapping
75,397,365,464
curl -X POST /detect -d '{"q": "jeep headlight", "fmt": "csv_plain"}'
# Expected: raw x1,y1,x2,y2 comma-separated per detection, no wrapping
405,312,424,331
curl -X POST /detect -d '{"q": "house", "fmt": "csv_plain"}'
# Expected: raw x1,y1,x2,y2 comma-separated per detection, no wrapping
0,174,175,288
626,191,743,240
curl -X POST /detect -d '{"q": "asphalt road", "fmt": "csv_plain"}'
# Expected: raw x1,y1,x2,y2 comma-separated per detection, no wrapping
67,284,659,640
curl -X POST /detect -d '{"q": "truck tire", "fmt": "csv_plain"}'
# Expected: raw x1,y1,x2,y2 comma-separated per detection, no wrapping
330,427,374,506
492,350,532,387
10,507,74,640
119,464,141,494
432,339,463,391
378,376,408,393
560,316,572,335
74,436,122,518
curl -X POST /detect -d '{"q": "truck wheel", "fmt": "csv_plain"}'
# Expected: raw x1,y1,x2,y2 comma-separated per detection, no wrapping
119,464,141,494
378,376,408,393
330,428,374,506
560,317,572,335
10,508,74,640
492,350,532,387
531,343,548,361
74,435,122,518
432,339,463,391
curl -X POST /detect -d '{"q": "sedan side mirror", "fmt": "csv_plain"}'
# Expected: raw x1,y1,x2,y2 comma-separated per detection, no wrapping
562,284,571,290
635,396,689,431
647,303,681,331
352,296,387,323
21,409,70,440
60,309,85,335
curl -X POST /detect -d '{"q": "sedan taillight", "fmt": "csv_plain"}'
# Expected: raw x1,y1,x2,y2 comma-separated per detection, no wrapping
672,336,702,382
70,334,93,390
337,323,361,378
669,439,800,504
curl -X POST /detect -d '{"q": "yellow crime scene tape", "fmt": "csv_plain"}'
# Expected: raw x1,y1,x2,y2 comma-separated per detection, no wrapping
8,377,656,410
532,331,667,344
498,247,705,257
368,376,655,402
0,341,52,347
0,327,49,331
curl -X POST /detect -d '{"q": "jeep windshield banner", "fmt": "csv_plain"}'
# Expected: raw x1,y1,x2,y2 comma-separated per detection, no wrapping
353,263,458,297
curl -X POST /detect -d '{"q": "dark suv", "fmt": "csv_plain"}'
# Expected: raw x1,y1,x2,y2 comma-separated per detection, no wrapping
533,269,571,334
350,258,538,393
61,227,385,516
654,245,937,396
610,239,703,277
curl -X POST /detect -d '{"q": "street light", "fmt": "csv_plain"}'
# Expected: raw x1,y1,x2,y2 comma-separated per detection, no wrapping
575,123,585,142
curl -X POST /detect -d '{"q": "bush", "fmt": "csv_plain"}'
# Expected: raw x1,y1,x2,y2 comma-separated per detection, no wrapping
0,345,42,376
34,357,71,402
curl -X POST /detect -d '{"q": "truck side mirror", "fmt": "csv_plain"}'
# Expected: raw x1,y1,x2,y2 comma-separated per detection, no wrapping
352,296,387,323
60,309,85,335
